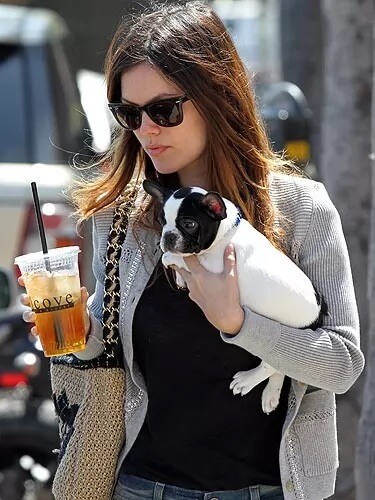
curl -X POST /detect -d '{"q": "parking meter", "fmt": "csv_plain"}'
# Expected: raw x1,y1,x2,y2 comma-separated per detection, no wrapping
259,81,312,165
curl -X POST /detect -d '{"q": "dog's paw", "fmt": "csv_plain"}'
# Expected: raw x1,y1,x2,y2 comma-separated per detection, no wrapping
229,371,255,396
261,385,280,414
161,252,175,268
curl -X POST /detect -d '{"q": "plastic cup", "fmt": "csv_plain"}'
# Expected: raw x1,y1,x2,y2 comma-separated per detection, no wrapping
15,246,86,357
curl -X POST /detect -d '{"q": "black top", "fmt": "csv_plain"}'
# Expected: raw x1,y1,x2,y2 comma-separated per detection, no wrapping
122,264,290,490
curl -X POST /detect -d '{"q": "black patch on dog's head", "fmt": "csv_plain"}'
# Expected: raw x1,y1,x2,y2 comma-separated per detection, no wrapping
175,192,226,253
173,187,192,199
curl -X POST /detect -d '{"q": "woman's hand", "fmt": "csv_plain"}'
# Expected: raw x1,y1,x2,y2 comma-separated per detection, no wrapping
173,244,244,335
18,276,91,338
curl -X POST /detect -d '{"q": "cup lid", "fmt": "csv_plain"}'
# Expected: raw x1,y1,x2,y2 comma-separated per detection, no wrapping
14,246,81,265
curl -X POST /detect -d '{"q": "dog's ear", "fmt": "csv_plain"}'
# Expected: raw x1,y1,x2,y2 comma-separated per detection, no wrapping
199,192,227,221
143,179,172,204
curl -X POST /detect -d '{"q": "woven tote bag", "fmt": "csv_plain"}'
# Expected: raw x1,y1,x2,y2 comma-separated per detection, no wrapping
50,189,137,500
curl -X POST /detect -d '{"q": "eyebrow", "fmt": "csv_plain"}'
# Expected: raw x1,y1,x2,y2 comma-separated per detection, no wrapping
120,92,182,106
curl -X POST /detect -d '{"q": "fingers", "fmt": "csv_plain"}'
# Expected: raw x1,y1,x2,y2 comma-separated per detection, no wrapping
183,247,236,277
224,244,236,277
18,276,25,287
21,303,38,338
20,288,37,334
20,293,30,307
80,287,89,306
22,309,35,323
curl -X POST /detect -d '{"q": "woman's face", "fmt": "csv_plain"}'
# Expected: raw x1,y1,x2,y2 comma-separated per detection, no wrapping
120,63,209,187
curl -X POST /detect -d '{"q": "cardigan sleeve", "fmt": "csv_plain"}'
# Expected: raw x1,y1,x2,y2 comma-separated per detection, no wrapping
220,182,365,394
74,214,106,360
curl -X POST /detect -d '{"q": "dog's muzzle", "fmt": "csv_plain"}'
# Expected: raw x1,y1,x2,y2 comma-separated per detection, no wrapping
162,231,178,252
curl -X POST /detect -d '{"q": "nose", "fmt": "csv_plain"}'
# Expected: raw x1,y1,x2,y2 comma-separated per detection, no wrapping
163,231,177,250
138,111,160,136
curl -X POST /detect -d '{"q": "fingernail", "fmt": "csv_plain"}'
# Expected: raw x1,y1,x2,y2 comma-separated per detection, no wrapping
22,310,34,323
228,246,235,258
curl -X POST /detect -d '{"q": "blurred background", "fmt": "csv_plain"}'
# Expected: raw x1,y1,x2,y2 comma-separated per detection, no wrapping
0,0,373,499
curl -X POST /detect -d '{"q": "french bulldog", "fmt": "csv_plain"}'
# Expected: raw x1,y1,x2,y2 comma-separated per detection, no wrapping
143,179,326,413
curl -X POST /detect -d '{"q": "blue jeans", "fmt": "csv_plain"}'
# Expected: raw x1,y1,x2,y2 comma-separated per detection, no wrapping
112,474,284,500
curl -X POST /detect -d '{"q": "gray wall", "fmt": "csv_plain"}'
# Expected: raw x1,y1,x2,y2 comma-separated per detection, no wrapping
30,0,137,73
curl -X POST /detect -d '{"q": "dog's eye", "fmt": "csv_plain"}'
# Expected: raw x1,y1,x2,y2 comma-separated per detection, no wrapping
181,220,197,230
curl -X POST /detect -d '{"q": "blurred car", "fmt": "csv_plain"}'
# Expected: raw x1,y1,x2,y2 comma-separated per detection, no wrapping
0,4,86,164
0,267,27,354
0,267,58,500
0,162,93,282
0,4,107,288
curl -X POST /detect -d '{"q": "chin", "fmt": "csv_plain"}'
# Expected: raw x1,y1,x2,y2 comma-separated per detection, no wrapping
150,151,206,179
152,160,183,176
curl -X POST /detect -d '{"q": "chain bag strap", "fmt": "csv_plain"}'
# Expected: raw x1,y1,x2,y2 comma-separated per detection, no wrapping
101,195,136,362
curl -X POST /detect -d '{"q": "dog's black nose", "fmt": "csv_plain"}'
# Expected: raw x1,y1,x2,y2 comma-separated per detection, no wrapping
163,231,177,250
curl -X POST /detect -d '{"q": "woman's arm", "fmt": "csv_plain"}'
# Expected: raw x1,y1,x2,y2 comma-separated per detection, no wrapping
220,184,364,394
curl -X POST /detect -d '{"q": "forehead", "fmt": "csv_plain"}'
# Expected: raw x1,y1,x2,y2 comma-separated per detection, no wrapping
120,63,182,104
164,188,207,220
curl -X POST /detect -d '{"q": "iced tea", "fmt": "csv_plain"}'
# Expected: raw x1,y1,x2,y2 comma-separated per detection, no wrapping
24,272,86,356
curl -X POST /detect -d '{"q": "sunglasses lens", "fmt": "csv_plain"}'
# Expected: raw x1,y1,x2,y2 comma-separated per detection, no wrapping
109,98,186,130
149,101,182,127
115,106,141,130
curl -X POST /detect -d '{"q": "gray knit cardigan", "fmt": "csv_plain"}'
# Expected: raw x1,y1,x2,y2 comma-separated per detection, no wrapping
76,172,365,500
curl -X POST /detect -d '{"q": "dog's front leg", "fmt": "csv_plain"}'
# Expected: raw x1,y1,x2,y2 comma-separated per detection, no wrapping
230,362,277,397
162,252,188,289
261,372,285,414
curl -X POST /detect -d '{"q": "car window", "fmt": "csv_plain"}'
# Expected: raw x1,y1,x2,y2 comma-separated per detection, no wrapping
0,44,29,162
0,269,10,310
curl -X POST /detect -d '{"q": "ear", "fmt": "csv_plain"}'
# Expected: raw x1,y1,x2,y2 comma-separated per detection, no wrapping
143,179,172,205
199,191,227,221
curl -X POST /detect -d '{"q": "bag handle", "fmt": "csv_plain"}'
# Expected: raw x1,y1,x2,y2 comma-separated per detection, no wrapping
101,189,138,359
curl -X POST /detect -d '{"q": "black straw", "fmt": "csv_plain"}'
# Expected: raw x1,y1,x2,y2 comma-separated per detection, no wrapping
30,181,63,349
31,182,52,273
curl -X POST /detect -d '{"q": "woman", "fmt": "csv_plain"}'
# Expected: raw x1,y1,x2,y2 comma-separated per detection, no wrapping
20,1,364,499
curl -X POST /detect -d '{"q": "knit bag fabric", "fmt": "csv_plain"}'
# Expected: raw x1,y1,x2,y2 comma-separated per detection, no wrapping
50,188,137,500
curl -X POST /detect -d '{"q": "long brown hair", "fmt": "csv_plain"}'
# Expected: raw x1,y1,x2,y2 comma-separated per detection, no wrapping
71,0,293,249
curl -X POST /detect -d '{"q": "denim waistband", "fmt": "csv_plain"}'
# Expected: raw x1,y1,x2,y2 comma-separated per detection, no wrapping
115,473,283,500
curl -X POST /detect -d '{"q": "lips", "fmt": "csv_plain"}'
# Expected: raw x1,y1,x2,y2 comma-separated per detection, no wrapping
146,145,170,157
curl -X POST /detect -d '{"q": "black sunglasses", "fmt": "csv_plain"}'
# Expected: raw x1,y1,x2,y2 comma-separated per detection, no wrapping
108,95,190,130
